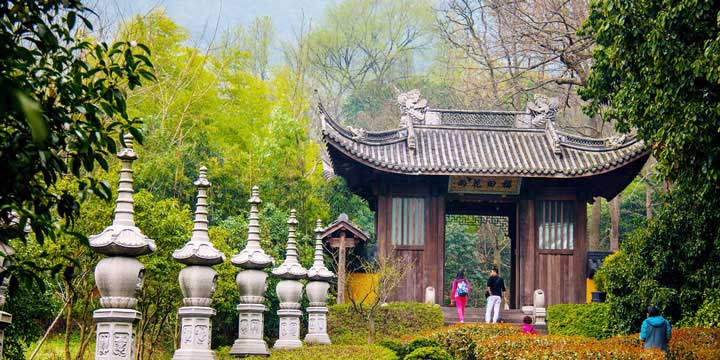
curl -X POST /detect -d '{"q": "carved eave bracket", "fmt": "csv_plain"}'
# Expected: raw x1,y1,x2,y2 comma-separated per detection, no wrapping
398,90,430,152
545,119,564,157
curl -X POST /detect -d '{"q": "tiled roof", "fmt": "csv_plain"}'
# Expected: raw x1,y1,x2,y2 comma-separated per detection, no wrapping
319,100,647,178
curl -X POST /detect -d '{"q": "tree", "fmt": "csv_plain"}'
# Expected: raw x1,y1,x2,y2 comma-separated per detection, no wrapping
0,0,154,246
584,0,720,332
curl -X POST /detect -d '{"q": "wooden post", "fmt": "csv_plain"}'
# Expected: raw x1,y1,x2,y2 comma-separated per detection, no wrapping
338,230,347,304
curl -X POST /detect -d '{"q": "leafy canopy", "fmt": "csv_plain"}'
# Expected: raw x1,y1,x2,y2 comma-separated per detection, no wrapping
0,0,154,244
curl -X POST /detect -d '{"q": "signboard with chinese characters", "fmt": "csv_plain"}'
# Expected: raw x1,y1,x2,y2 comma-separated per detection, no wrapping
448,176,522,195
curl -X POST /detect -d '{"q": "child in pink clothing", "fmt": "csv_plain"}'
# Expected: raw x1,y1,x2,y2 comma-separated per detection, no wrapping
450,271,471,323
521,316,537,334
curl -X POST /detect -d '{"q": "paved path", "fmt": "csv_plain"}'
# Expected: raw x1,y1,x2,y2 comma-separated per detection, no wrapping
441,306,548,334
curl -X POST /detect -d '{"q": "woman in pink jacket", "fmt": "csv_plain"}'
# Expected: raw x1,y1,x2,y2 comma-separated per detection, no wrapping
450,270,470,323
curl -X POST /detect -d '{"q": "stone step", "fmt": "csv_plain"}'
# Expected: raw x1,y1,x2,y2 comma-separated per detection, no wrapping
441,307,548,334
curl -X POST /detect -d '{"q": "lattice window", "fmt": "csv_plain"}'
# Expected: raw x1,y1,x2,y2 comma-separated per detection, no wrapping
536,200,574,250
391,197,425,246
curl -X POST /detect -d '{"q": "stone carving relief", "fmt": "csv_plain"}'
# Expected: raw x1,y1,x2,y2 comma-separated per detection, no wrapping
182,325,193,344
113,333,129,357
195,325,209,345
606,134,627,148
97,333,110,356
250,319,260,337
239,319,249,336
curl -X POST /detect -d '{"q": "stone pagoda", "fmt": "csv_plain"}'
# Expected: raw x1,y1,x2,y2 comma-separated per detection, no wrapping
229,186,274,357
172,166,226,359
271,210,307,349
304,220,334,344
89,134,156,360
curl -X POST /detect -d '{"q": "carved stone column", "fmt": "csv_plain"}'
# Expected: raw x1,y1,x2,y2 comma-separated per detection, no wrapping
271,210,307,349
89,134,156,360
229,186,274,357
172,167,226,360
305,220,334,345
0,240,15,358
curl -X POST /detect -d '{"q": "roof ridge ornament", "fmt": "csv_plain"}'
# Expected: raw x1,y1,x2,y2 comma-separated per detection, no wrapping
398,90,428,152
527,94,560,128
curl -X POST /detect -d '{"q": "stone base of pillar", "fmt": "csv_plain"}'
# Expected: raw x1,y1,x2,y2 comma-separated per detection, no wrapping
230,303,269,357
304,307,330,345
173,306,216,360
0,311,12,359
273,309,302,349
93,308,141,360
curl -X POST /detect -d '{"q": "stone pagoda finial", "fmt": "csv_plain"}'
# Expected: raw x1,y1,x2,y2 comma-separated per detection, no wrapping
271,210,308,349
272,210,307,280
90,133,155,360
230,186,273,357
307,219,334,281
172,166,224,360
230,186,274,269
173,166,225,266
305,219,333,345
90,134,156,256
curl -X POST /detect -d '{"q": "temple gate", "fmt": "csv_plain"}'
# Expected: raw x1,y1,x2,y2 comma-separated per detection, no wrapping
320,91,648,307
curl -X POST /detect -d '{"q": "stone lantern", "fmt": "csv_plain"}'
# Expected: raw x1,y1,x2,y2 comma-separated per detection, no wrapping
0,238,15,358
271,210,307,349
171,166,226,359
304,220,334,345
229,186,274,357
320,214,369,304
89,134,156,360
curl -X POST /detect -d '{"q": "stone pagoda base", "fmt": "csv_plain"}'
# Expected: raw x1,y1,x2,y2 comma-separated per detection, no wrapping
304,307,330,345
274,309,302,349
230,303,269,357
93,308,141,360
173,306,216,360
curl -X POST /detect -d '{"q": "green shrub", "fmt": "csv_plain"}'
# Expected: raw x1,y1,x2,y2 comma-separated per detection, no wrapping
679,289,720,328
667,328,720,360
328,302,444,345
245,344,398,360
378,339,409,359
474,335,662,359
547,303,614,339
407,324,521,360
404,346,453,360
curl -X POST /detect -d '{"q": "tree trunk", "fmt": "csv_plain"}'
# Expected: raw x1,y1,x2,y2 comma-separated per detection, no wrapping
644,157,655,219
609,195,621,251
367,315,375,345
589,197,602,250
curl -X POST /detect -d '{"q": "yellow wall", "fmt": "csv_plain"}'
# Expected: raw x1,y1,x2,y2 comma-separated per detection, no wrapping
346,272,378,304
586,278,597,303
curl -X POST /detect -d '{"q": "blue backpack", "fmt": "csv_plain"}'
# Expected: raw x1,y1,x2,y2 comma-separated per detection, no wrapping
456,280,468,297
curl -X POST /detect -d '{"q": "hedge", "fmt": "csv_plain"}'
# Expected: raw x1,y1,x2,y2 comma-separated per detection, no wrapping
404,346,453,360
667,328,720,360
244,345,397,360
328,302,444,345
474,335,663,359
401,324,521,360
679,288,720,328
547,303,614,339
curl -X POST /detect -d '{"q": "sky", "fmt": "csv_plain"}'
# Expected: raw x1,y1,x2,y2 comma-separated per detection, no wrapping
94,0,338,61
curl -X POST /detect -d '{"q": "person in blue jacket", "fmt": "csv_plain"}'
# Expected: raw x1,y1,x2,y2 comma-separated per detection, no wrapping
640,305,672,351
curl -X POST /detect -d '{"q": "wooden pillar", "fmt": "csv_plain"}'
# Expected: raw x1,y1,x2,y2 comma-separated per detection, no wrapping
337,230,347,304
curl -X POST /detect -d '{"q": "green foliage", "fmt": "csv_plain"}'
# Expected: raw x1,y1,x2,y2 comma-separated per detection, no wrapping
547,303,614,339
328,302,444,345
679,289,720,328
3,279,60,360
404,346,453,360
245,345,398,360
582,0,720,194
0,0,154,245
595,191,720,334
378,339,410,359
474,335,663,359
409,324,521,360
